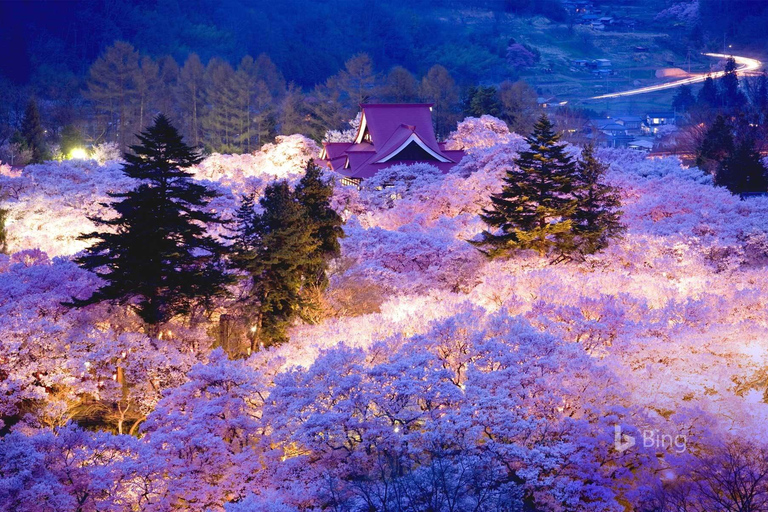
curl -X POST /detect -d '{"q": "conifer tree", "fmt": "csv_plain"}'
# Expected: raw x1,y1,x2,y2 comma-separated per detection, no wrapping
203,58,239,152
715,137,768,195
238,181,319,347
179,54,205,147
463,86,502,118
86,41,141,150
68,115,230,331
698,76,719,108
20,98,48,163
696,115,734,176
382,66,419,103
672,85,696,112
295,160,344,287
421,65,460,139
230,192,259,255
569,144,624,257
720,57,746,111
473,114,576,258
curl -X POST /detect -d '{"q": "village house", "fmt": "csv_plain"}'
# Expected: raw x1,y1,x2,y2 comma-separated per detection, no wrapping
643,111,677,135
615,115,643,135
319,104,465,185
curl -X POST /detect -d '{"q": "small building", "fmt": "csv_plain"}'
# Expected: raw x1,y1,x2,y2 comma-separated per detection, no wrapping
646,112,676,126
615,115,643,131
599,16,614,25
601,122,628,137
595,59,612,68
642,111,677,135
319,103,465,183
628,139,654,152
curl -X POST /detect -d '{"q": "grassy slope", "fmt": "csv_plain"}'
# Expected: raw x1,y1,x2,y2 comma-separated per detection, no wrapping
446,2,708,115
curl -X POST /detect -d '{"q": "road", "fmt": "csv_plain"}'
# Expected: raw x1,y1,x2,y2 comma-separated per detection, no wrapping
587,53,763,101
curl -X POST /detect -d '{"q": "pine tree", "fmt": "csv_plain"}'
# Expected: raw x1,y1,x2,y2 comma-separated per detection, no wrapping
696,115,734,176
499,80,539,136
756,73,768,118
715,137,768,195
20,98,48,163
203,58,239,152
672,85,696,112
85,41,141,150
68,115,231,331
337,53,377,112
720,57,746,111
230,192,259,255
473,114,577,258
698,76,719,108
569,144,624,257
239,181,319,347
295,159,344,288
463,86,502,118
381,66,419,103
179,54,205,147
279,84,310,137
421,65,460,139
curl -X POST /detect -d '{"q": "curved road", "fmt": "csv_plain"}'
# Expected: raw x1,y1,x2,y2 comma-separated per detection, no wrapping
588,53,762,100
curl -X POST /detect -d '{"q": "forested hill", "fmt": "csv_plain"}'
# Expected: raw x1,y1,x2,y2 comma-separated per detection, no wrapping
0,0,564,87
3,0,766,90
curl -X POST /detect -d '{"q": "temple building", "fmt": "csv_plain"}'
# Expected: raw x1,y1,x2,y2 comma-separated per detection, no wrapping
319,103,465,185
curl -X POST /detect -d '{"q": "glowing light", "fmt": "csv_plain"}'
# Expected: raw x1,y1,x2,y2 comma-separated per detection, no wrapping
69,148,89,160
589,53,762,100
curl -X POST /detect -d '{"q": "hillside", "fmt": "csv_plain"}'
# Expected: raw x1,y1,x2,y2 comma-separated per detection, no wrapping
2,116,768,509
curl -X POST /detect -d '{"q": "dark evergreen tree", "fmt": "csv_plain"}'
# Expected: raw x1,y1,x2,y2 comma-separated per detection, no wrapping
68,115,231,331
463,85,502,118
294,159,344,288
473,114,576,258
230,192,259,255
696,115,734,176
698,76,719,108
756,73,768,116
20,98,48,163
672,85,696,112
239,181,319,347
569,144,624,257
720,57,746,111
715,137,768,195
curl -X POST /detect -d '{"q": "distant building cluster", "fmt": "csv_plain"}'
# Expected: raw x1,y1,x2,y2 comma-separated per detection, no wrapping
584,112,678,151
562,0,637,31
570,58,614,77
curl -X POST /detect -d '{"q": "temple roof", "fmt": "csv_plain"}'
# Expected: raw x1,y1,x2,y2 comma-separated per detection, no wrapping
320,103,465,179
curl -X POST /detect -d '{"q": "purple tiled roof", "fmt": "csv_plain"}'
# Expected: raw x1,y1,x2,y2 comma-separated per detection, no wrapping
320,103,465,179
